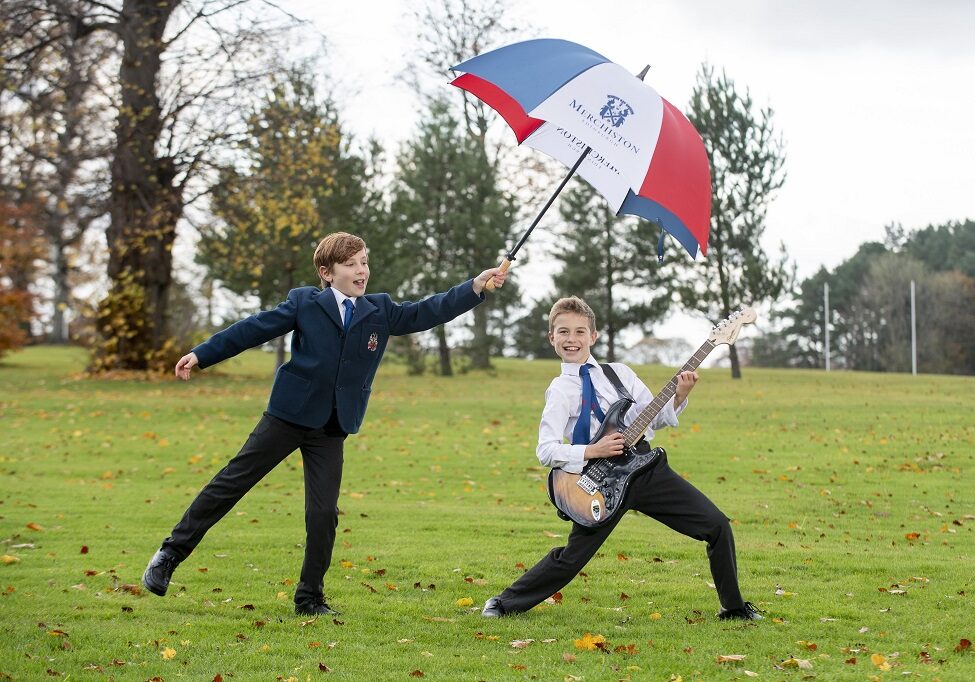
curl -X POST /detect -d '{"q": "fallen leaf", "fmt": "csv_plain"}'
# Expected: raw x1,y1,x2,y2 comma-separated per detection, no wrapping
161,647,176,660
26,523,43,531
1,555,19,565
562,652,576,662
574,633,607,651
743,671,758,677
781,658,812,669
955,639,972,652
870,653,891,671
717,654,746,663
649,612,662,620
796,640,818,650
510,639,535,648
455,597,474,607
409,670,424,677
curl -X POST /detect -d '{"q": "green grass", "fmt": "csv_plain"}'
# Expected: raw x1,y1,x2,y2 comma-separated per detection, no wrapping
1,346,973,681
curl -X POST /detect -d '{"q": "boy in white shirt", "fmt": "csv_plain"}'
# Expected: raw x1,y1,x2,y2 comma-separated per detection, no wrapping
482,296,761,621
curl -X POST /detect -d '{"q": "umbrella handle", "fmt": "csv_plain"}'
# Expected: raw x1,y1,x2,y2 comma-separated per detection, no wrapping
484,258,512,292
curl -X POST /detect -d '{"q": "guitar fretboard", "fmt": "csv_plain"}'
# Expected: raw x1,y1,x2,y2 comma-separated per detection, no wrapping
621,340,716,447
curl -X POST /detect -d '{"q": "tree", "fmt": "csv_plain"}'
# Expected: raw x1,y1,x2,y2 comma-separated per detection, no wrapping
198,67,377,368
407,0,521,370
1,3,114,342
4,0,301,371
390,97,516,374
0,201,47,356
547,183,670,362
675,65,792,378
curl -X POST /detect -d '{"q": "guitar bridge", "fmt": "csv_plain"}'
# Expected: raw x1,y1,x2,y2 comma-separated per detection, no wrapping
576,475,598,495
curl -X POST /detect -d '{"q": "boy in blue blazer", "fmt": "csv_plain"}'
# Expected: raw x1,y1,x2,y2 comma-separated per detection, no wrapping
142,232,507,615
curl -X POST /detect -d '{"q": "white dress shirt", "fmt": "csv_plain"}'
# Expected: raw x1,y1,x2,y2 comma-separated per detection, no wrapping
329,288,358,326
536,356,687,474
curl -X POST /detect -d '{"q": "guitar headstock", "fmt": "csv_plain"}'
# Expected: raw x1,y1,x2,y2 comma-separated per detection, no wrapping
708,307,756,346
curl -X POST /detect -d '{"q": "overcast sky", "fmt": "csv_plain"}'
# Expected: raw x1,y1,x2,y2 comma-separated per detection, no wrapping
281,0,975,343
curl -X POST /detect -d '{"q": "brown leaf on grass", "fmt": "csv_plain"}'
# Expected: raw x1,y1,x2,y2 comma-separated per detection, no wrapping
117,584,142,596
781,657,812,669
26,523,43,531
252,620,265,629
956,639,972,652
716,654,745,663
332,618,344,626
239,604,255,610
409,670,424,677
80,546,89,554
617,552,629,561
619,592,630,601
510,639,534,648
614,644,638,655
905,532,920,540
198,567,208,573
213,675,223,682
796,640,818,650
845,657,857,664
361,583,377,593
318,663,332,672
509,664,527,671
546,591,563,604
683,647,694,654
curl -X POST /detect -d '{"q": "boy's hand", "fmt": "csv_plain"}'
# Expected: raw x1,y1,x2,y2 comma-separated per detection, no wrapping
472,266,508,295
674,370,699,406
584,431,625,460
175,352,199,381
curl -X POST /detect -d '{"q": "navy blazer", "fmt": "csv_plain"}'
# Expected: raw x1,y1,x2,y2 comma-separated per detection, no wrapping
192,279,484,432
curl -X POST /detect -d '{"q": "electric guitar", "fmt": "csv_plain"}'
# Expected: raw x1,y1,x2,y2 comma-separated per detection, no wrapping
547,307,757,527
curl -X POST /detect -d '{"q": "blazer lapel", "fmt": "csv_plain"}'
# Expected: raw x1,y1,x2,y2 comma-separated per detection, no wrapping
314,289,343,330
348,296,377,330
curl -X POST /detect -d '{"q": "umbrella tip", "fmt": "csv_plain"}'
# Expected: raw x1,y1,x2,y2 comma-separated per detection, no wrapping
637,64,651,81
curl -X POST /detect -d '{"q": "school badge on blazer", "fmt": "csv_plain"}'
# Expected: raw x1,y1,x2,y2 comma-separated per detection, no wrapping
367,332,379,351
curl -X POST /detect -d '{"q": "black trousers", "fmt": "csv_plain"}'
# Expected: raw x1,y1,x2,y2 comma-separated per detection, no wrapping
162,412,345,605
497,452,744,614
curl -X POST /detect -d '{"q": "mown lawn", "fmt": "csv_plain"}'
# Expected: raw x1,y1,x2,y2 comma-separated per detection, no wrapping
0,346,973,681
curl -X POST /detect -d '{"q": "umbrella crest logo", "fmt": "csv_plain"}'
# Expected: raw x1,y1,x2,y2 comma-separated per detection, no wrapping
599,95,634,128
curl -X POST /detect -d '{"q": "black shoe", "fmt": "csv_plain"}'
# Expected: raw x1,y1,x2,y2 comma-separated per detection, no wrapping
481,596,506,618
142,549,180,596
295,600,341,617
717,601,763,621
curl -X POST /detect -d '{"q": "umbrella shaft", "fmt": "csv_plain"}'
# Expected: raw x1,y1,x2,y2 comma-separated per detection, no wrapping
508,145,592,261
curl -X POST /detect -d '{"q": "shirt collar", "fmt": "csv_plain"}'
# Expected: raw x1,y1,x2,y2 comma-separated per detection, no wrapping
329,287,357,308
560,356,599,376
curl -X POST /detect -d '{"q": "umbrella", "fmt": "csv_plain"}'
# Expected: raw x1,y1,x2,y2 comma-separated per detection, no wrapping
450,38,710,284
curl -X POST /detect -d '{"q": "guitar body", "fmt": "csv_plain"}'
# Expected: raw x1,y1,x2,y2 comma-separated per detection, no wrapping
547,399,663,528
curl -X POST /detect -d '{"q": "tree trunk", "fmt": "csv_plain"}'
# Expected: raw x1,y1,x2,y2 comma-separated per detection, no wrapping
469,302,492,369
50,240,70,343
95,0,182,371
436,325,452,376
729,343,742,379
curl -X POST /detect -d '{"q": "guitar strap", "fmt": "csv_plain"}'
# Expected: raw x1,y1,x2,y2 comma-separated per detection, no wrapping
599,364,634,403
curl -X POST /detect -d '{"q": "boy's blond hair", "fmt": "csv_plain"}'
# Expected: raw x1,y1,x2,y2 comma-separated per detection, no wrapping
548,296,597,334
314,232,367,288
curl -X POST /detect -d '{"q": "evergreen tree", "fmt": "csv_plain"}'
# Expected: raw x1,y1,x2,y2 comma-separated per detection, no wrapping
390,97,516,374
676,65,793,378
197,67,376,368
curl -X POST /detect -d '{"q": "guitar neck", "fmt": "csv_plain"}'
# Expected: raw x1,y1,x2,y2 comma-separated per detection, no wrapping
621,340,715,447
